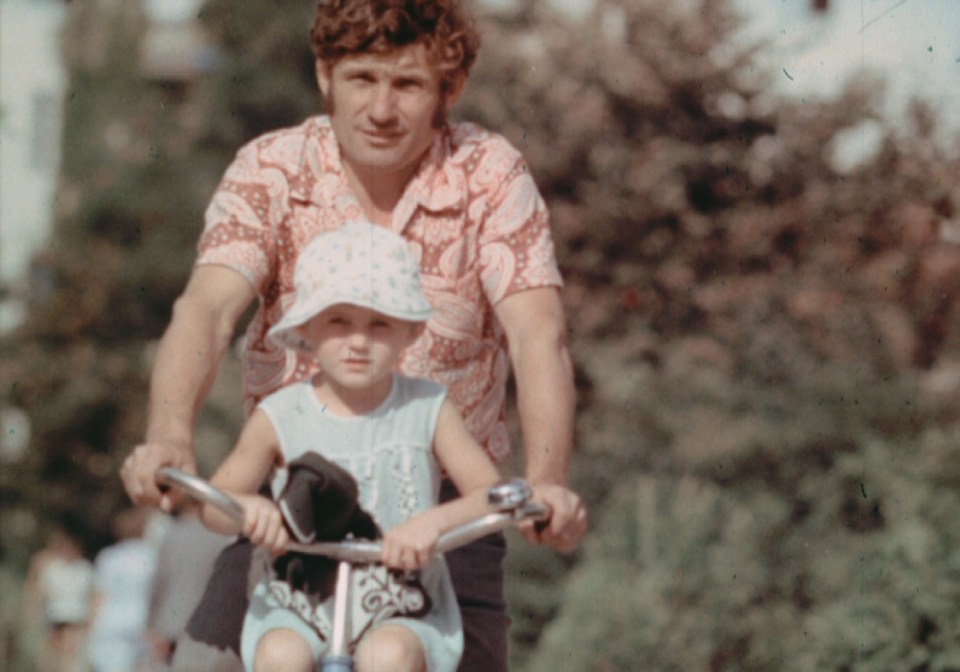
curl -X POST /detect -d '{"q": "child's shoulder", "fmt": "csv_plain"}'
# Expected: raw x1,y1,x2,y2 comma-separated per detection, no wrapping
393,374,446,402
258,379,312,409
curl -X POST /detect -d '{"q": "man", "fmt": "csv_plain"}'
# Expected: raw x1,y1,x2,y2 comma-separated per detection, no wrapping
121,0,587,669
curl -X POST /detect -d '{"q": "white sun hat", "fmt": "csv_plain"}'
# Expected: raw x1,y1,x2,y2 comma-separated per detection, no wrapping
268,221,433,352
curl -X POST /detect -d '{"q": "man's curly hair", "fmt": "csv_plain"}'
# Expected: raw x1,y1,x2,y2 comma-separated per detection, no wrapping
311,0,481,94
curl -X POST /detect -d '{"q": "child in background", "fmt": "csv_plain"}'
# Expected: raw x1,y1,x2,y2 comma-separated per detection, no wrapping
201,222,502,672
25,523,95,672
87,507,158,672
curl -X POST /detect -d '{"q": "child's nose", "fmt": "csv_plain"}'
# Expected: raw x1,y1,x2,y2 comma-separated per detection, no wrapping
348,329,370,349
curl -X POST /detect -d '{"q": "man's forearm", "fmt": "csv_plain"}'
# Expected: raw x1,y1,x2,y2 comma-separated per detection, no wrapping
124,266,255,506
144,293,236,450
512,334,588,551
496,287,577,487
514,337,576,487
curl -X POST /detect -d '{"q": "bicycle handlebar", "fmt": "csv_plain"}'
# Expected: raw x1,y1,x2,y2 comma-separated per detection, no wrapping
157,467,245,523
156,467,551,563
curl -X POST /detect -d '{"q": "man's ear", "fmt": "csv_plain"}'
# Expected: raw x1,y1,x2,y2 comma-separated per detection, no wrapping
316,61,331,98
443,72,466,112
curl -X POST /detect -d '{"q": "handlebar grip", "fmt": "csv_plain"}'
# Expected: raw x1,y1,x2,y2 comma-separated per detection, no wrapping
522,501,551,520
520,501,552,534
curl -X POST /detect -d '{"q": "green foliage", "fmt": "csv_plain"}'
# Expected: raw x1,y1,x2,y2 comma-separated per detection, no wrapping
527,422,960,671
188,1,320,158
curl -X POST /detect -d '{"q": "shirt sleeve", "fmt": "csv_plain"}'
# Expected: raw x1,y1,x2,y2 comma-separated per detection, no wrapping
476,150,563,306
196,142,281,297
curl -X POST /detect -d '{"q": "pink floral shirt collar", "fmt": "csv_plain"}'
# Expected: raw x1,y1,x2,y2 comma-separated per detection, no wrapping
288,117,467,231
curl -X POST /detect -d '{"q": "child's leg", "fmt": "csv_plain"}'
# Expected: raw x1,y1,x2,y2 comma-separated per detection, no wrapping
253,628,314,672
354,624,426,672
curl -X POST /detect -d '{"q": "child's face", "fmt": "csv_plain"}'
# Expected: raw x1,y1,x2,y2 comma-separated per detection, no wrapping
301,304,422,392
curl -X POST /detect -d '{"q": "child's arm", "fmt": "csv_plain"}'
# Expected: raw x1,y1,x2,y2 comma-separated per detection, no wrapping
202,409,289,554
381,399,501,570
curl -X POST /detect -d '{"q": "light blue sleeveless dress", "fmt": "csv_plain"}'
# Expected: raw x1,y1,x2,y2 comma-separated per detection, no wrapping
239,374,463,672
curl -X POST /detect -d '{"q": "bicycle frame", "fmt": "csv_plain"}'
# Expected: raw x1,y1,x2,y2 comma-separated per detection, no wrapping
156,468,549,671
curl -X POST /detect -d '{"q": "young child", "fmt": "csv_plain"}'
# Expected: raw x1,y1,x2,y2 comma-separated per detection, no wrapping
25,523,94,672
201,221,502,672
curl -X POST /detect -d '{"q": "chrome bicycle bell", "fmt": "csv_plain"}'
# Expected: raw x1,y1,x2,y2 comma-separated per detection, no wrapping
486,478,532,512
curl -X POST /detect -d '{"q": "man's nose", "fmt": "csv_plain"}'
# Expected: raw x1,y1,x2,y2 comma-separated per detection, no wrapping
368,83,397,124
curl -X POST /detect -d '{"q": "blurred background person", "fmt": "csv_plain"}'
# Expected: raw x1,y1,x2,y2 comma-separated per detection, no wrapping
24,522,95,672
145,499,232,669
86,507,159,672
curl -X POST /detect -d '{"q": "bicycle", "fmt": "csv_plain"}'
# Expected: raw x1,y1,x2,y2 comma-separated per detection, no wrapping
156,467,550,672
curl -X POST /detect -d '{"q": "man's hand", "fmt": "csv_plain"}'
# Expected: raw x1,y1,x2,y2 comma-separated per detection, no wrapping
522,483,588,553
121,441,196,513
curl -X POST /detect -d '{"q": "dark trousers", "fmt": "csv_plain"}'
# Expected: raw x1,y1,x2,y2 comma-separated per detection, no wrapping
171,481,509,671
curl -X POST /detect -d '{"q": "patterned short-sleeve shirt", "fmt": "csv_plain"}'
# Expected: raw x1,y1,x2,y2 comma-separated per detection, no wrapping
197,115,562,461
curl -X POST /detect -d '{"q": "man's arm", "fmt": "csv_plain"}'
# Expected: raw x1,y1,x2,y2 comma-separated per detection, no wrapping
495,287,587,552
121,265,256,511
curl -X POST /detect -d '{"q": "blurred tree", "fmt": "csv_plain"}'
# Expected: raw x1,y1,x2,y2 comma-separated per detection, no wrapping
0,0,249,566
193,0,319,151
466,0,960,668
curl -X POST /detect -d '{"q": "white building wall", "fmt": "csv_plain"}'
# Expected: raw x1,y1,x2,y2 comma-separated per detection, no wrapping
0,0,67,331
733,0,960,136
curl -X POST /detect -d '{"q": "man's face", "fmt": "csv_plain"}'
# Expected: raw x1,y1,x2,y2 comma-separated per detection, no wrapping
318,44,461,181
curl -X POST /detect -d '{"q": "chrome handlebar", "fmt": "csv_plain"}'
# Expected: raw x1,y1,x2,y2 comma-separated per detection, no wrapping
156,468,550,563
157,467,245,524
